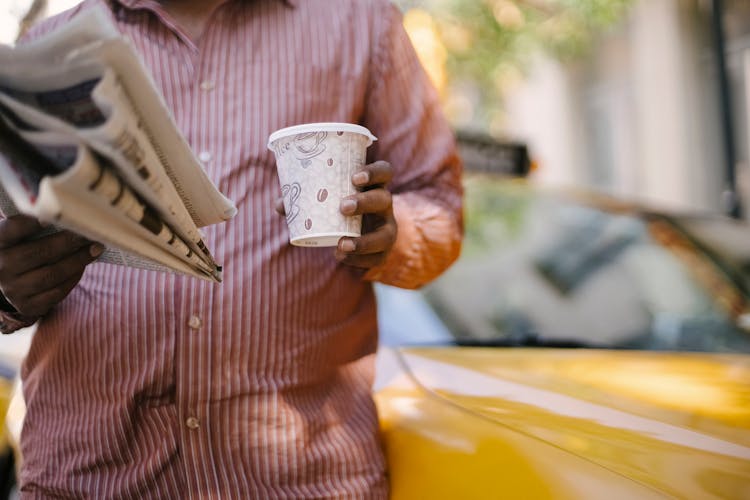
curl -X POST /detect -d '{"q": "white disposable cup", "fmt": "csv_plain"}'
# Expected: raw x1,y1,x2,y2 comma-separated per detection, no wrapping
268,123,377,247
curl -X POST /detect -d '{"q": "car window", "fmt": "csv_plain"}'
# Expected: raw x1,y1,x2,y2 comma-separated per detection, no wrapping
419,178,750,353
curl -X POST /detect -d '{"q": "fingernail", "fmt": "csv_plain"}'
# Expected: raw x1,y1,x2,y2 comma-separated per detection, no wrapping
90,244,105,258
339,239,355,252
352,172,369,185
340,199,357,214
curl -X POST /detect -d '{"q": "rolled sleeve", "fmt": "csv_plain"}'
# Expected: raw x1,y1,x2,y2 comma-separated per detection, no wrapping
363,1,463,289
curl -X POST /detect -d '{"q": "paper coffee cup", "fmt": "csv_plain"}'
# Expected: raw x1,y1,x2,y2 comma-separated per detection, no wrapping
268,123,377,247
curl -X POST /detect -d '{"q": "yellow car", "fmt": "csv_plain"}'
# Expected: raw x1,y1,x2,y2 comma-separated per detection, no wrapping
0,349,20,497
374,177,750,499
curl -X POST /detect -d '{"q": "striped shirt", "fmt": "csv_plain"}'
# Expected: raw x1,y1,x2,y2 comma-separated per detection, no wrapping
7,0,462,497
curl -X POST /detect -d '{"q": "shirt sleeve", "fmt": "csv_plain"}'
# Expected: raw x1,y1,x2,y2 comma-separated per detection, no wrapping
362,1,463,290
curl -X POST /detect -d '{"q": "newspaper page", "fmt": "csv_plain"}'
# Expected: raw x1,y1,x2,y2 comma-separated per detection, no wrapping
0,5,236,281
0,96,223,282
0,66,220,268
0,7,237,226
0,124,220,281
0,185,210,279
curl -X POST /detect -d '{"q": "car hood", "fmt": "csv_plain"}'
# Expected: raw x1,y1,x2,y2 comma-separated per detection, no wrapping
395,347,750,496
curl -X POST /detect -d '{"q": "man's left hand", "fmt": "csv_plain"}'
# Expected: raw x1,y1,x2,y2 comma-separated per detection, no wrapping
335,161,397,270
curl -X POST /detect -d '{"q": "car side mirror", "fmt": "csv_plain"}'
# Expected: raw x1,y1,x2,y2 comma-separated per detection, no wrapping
455,129,534,177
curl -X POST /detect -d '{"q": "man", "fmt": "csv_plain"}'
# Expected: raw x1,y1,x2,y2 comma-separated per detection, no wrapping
0,0,463,497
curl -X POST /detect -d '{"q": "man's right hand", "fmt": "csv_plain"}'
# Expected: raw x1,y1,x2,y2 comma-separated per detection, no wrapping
0,215,104,318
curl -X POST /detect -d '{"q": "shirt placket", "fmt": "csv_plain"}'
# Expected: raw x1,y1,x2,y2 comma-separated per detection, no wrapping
174,24,224,497
176,277,215,496
120,6,213,494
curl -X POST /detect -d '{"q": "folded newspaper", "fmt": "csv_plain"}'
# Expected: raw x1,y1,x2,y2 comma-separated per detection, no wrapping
0,7,236,282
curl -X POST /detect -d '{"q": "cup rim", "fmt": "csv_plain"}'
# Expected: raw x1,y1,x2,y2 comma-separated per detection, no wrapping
267,122,377,149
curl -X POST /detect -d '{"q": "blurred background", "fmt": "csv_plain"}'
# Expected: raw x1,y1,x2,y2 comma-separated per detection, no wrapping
394,0,750,220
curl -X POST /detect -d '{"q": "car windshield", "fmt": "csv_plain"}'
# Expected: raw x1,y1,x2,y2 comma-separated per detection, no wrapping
389,177,750,353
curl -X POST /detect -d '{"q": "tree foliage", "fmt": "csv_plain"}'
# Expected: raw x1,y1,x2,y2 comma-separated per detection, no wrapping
396,0,633,131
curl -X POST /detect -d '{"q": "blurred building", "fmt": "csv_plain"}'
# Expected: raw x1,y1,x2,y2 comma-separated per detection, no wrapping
725,0,750,219
505,0,750,219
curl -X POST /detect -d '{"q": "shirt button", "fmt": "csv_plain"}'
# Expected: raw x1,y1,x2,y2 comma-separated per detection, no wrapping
199,80,215,91
188,315,202,330
199,151,212,163
186,416,200,429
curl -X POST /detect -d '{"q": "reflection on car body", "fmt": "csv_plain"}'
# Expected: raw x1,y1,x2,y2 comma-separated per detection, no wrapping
374,176,750,499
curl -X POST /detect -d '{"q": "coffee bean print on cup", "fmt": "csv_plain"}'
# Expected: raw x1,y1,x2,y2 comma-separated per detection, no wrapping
317,188,328,202
305,218,313,230
327,158,333,167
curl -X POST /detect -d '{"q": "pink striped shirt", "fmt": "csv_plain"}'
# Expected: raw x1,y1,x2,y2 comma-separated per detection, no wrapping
7,0,462,497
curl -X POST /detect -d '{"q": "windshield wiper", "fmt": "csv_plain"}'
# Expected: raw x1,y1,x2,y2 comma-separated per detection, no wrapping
452,332,607,349
396,336,607,349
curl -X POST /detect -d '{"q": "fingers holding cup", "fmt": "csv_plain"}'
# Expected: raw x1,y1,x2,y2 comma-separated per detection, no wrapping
336,172,397,270
351,161,393,189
